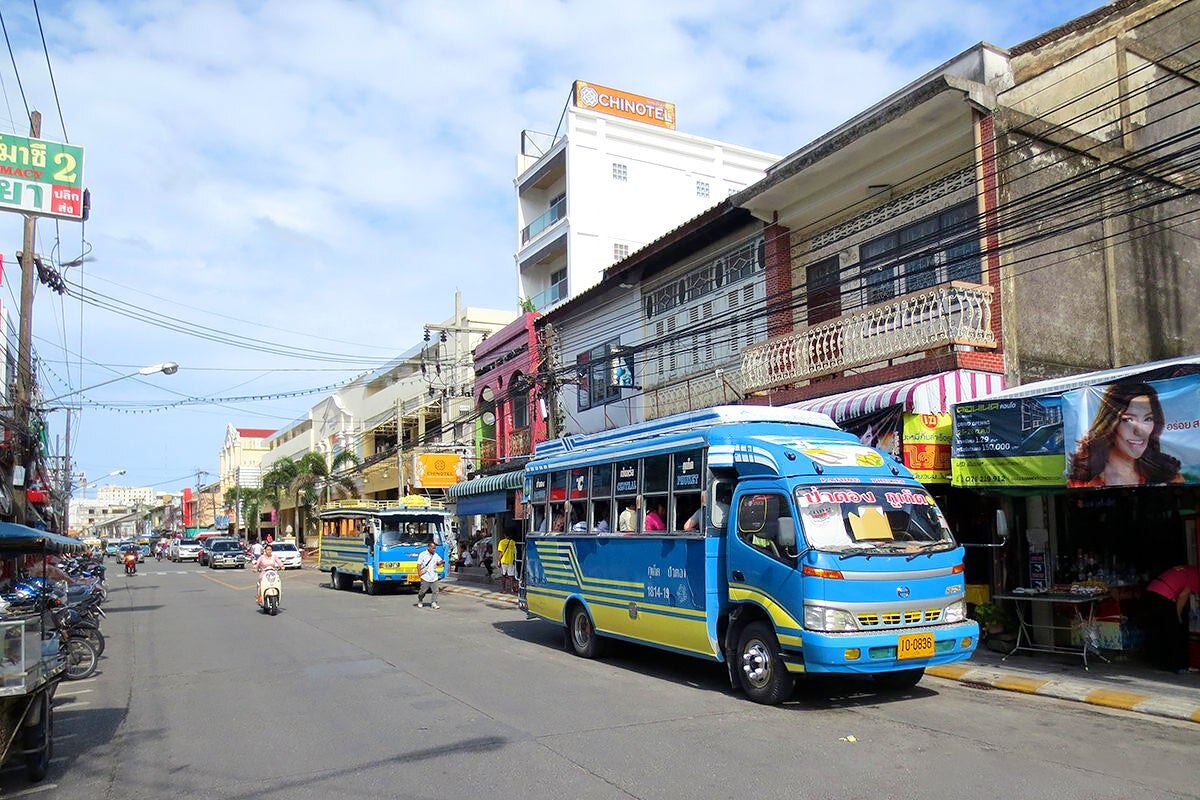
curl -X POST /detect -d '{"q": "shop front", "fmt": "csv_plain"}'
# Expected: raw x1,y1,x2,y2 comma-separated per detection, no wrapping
951,356,1200,669
790,368,1009,604
446,468,526,569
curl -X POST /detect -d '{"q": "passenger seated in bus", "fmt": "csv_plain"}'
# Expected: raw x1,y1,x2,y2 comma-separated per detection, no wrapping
618,499,638,532
550,511,566,533
593,506,610,533
645,500,667,532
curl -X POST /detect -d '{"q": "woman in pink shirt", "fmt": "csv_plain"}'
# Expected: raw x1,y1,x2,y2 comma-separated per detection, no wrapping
1145,564,1199,673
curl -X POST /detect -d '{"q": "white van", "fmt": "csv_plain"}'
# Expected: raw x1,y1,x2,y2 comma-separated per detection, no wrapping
169,537,203,562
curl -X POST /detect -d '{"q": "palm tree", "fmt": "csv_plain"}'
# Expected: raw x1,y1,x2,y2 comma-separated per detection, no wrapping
288,450,361,544
260,457,300,540
224,486,264,541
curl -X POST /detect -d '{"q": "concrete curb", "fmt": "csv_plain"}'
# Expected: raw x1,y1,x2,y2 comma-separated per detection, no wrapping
927,664,1200,724
442,583,519,605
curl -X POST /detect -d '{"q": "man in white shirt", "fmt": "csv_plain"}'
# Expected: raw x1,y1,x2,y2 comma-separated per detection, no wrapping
414,541,445,609
251,540,264,559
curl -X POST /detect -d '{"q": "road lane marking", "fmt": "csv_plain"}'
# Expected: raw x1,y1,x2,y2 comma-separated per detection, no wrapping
199,572,253,591
55,701,90,709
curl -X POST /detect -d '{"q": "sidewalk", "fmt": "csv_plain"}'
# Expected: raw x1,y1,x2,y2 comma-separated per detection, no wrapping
927,645,1200,724
442,572,1200,724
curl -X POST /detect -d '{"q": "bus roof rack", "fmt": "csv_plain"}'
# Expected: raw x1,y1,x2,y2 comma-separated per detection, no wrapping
533,405,837,458
319,496,446,513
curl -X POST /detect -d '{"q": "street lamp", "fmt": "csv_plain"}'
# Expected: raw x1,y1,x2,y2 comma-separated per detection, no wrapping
41,362,179,405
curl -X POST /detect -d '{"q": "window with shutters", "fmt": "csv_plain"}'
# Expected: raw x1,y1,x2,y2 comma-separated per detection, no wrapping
858,201,981,305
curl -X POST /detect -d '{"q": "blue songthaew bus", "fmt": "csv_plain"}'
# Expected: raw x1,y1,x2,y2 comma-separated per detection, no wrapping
520,406,978,704
318,497,450,595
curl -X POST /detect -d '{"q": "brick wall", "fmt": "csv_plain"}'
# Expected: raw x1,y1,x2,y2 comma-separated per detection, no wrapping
764,221,793,337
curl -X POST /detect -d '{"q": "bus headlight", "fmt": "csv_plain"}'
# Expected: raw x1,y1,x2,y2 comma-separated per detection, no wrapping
944,599,967,623
804,605,857,632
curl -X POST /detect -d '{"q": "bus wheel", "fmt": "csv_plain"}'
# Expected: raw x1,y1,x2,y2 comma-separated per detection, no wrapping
568,605,604,658
329,569,341,590
363,572,379,595
873,668,924,690
736,622,793,705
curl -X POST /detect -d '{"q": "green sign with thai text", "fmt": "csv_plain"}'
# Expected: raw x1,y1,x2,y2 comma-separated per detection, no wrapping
0,133,85,220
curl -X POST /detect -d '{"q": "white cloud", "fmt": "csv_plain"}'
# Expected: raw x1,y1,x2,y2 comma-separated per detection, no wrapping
0,0,1100,487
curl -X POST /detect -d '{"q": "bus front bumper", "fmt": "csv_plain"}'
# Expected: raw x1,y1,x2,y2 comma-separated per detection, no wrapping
796,621,979,674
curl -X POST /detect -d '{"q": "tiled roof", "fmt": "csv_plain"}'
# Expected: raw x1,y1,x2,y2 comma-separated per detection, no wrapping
235,428,277,439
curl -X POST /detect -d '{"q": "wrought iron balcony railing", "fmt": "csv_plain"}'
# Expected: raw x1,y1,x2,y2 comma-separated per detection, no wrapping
740,282,995,394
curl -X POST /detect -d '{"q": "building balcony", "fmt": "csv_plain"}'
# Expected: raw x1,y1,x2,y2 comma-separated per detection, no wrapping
740,282,996,394
521,196,567,244
527,281,567,311
509,427,532,458
479,439,497,468
643,367,746,421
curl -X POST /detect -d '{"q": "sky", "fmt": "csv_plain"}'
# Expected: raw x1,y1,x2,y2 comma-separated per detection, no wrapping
0,0,1104,499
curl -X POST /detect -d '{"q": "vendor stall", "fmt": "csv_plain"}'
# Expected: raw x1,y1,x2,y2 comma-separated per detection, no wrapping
0,522,84,782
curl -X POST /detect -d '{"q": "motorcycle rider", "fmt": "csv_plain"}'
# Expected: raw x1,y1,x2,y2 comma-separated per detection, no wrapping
254,544,284,606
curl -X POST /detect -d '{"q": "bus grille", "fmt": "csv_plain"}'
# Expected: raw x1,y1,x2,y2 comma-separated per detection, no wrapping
857,609,943,628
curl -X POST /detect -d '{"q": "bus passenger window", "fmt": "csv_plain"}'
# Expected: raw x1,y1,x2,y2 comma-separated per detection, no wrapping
591,501,611,532
676,493,702,532
569,501,588,532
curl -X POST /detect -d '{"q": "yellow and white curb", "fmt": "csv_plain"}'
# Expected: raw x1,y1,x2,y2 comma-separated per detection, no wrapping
443,583,519,605
927,664,1200,724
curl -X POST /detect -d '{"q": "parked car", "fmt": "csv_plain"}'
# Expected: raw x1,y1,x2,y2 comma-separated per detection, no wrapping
269,541,302,569
207,538,246,569
169,538,203,562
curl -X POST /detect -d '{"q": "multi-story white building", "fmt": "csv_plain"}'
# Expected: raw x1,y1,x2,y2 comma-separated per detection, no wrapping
516,80,780,312
96,485,155,507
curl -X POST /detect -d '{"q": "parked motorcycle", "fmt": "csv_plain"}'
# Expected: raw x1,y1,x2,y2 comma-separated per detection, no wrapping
258,568,281,616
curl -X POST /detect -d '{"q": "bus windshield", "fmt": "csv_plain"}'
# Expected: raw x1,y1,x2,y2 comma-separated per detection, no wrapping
379,516,444,548
792,485,955,555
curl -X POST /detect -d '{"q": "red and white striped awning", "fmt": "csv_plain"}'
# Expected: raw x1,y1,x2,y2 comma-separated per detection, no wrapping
789,369,1005,423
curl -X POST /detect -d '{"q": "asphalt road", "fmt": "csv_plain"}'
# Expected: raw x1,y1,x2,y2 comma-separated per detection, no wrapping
6,564,1200,800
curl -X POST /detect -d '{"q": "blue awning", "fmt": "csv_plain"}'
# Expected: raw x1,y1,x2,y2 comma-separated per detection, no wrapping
0,522,85,552
454,492,509,516
446,469,525,499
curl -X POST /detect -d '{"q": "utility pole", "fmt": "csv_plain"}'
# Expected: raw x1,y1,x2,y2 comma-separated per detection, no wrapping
541,322,560,439
11,111,41,526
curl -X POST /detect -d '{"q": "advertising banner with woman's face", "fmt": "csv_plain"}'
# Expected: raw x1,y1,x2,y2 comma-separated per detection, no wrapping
1063,374,1200,488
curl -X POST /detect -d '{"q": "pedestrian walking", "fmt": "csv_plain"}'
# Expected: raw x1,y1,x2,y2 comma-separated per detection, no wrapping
414,541,445,609
497,532,517,593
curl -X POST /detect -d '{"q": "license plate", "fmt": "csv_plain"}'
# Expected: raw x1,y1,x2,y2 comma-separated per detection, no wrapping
407,574,421,583
897,631,935,660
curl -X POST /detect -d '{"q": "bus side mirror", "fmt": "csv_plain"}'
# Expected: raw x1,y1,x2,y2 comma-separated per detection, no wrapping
777,517,796,549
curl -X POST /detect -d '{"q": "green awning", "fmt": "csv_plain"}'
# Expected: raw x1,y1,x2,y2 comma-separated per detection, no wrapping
447,469,525,499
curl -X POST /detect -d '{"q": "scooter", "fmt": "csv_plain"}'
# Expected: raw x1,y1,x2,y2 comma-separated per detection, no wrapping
258,568,281,616
123,551,137,576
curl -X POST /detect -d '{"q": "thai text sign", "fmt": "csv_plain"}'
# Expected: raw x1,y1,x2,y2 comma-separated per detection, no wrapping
573,81,675,129
903,412,953,483
0,133,85,219
412,453,463,489
951,396,1066,487
1062,373,1200,488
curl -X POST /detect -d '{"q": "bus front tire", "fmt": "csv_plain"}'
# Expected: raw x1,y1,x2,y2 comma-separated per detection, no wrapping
736,622,793,705
363,572,379,595
567,605,604,659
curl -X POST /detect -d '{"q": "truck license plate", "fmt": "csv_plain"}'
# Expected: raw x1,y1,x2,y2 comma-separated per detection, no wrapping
897,632,935,660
